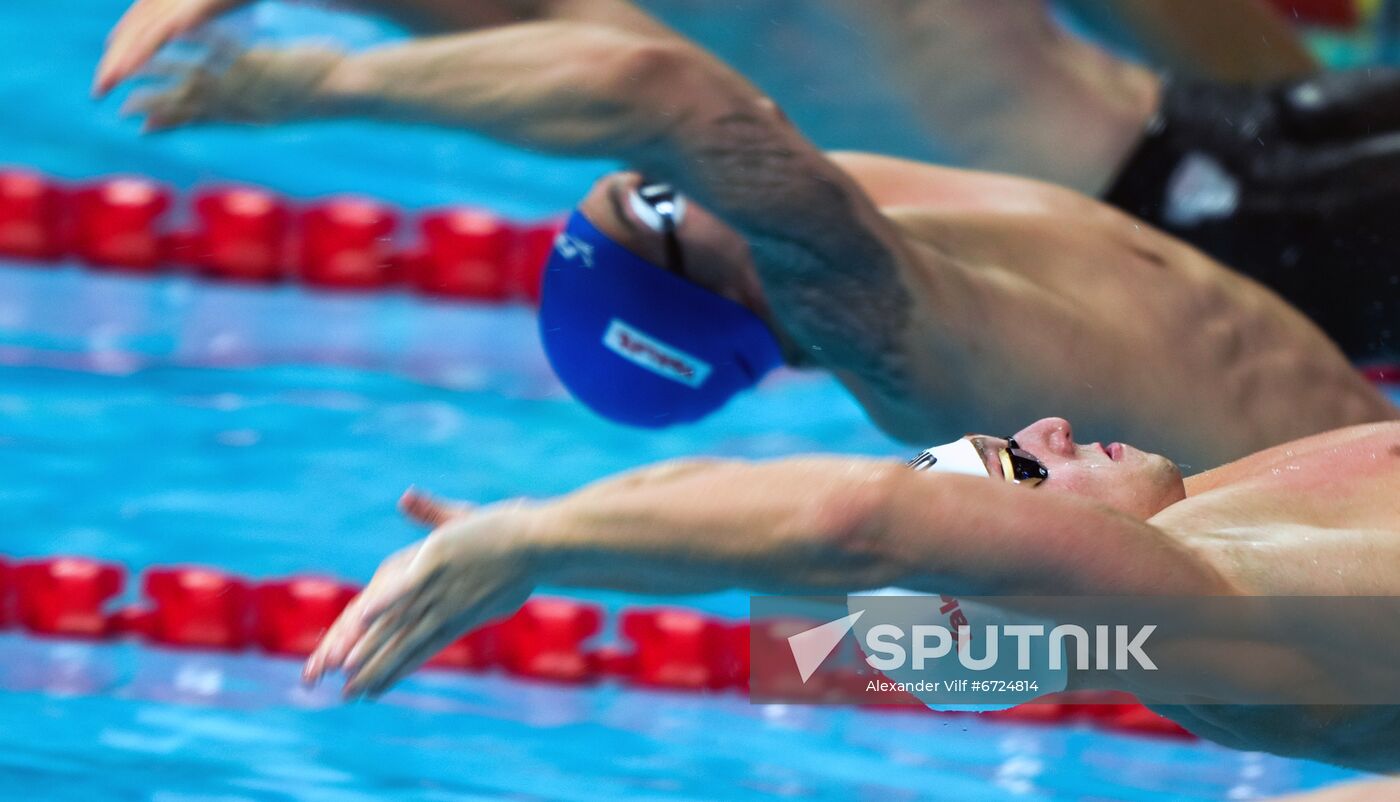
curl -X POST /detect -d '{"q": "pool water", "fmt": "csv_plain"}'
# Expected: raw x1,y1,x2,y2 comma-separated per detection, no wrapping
0,1,1391,799
0,264,1378,802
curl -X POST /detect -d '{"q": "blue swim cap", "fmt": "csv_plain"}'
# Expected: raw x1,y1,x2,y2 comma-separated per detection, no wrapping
538,205,784,428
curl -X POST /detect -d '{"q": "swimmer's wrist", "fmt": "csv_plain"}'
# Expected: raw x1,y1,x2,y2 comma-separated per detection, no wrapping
308,51,373,117
512,500,600,583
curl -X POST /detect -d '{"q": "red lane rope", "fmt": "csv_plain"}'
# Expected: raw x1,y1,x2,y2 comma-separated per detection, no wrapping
1,167,1397,387
2,167,1395,390
1267,0,1362,28
0,169,562,303
0,554,1193,740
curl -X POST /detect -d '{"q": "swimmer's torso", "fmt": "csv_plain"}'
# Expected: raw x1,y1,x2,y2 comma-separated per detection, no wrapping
1157,422,1400,595
1129,423,1400,770
836,152,1390,462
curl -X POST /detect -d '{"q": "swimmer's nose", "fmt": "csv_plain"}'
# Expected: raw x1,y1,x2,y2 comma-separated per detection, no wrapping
1014,417,1077,459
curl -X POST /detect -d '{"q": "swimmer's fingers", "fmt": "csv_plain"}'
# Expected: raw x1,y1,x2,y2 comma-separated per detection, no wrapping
95,0,243,97
360,617,467,700
363,591,527,699
304,541,425,683
98,0,178,95
355,589,527,699
343,571,449,677
309,582,415,682
400,488,475,529
120,74,212,132
345,608,459,699
130,54,205,82
303,591,371,684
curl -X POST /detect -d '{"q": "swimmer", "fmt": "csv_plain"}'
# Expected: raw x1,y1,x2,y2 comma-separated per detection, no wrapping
817,0,1400,360
95,0,1396,467
302,416,1400,772
97,0,1400,362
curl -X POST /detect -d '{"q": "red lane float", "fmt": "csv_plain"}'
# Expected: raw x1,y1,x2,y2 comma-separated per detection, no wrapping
498,597,602,683
142,566,252,651
622,608,730,691
298,196,399,290
1110,704,1195,739
426,621,501,671
14,557,125,638
71,177,172,272
0,170,66,261
1364,364,1400,385
506,219,563,303
587,645,639,680
0,551,1195,741
1267,0,1360,28
0,557,11,628
193,186,292,283
252,576,359,656
414,208,511,300
724,622,750,691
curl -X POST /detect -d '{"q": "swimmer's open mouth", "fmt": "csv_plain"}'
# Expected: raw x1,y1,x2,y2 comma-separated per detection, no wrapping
1106,443,1123,461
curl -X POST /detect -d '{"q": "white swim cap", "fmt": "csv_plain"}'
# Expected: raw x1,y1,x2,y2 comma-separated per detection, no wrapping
907,438,989,478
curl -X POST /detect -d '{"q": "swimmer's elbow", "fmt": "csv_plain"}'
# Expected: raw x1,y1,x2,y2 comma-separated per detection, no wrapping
599,40,776,150
609,40,694,85
596,41,700,110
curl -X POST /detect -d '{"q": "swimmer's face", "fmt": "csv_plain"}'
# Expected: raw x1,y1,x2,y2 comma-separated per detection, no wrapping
970,417,1185,519
579,173,772,318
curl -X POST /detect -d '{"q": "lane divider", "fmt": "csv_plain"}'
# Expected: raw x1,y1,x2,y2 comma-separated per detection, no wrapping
0,169,562,303
0,554,1193,740
2,167,1397,390
1,167,1397,390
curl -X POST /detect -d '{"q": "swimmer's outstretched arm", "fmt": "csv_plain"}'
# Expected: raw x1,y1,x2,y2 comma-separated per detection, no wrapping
124,24,926,426
303,459,1228,698
94,0,673,97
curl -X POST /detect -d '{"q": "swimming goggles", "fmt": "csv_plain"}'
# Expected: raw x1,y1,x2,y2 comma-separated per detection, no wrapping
906,436,1049,487
998,437,1049,487
629,182,688,278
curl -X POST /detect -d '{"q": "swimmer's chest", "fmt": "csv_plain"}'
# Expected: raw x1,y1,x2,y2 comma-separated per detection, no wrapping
1168,428,1400,532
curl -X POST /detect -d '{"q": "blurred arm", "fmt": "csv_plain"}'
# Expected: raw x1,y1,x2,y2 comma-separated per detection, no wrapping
335,0,674,38
829,0,1312,194
95,0,673,97
1063,0,1317,83
833,0,1160,195
530,457,1227,597
129,23,925,415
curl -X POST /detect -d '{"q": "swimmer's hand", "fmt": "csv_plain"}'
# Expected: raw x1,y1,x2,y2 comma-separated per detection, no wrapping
302,489,541,700
119,43,344,132
95,0,249,98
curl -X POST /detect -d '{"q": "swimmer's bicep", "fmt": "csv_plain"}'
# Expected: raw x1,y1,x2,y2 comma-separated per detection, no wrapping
881,473,1224,596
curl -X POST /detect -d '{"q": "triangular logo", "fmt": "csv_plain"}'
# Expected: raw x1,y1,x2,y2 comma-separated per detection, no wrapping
787,611,864,683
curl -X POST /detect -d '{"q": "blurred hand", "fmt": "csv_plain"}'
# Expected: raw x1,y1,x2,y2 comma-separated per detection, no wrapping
119,43,342,131
302,490,539,699
95,0,252,97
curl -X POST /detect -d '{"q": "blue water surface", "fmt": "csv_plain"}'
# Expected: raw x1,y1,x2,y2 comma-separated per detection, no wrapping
0,0,1388,800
